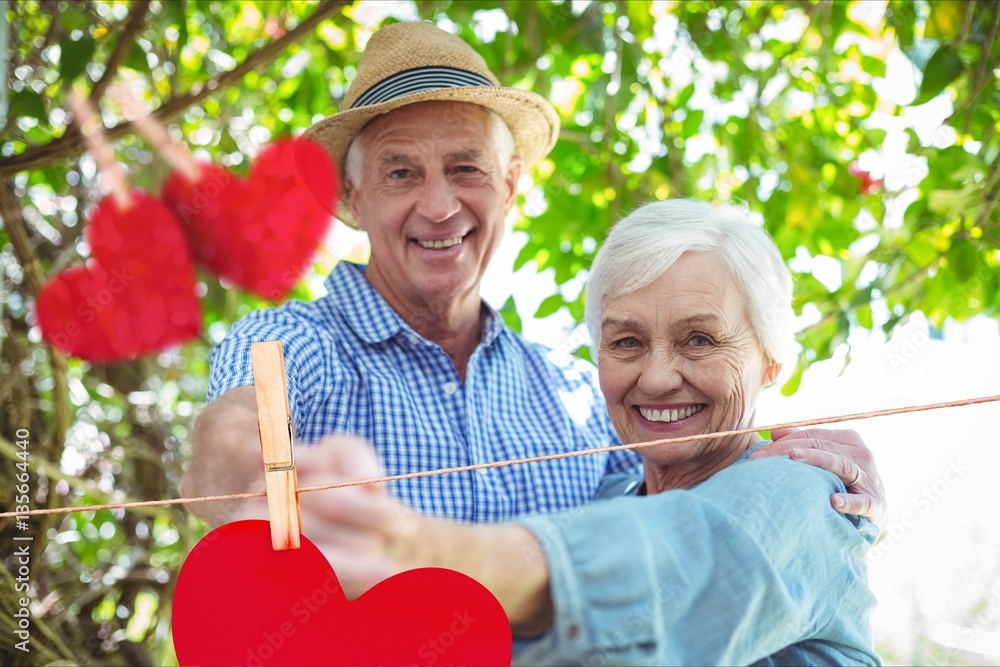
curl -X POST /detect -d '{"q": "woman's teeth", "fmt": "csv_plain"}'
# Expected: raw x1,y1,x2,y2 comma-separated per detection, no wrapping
639,404,704,423
417,235,464,249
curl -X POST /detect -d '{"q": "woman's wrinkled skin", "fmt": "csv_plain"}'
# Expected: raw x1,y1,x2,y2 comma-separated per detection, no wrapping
598,250,781,493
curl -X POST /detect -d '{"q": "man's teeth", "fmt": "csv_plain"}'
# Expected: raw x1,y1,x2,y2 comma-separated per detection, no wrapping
639,405,704,423
417,235,464,249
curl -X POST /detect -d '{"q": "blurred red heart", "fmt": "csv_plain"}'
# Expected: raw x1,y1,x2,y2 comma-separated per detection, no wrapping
162,138,338,300
172,520,511,666
37,190,201,361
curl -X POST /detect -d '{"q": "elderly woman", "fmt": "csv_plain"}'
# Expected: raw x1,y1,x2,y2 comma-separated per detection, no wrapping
299,199,879,665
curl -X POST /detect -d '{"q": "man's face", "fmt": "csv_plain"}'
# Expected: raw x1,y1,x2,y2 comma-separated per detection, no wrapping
349,101,521,318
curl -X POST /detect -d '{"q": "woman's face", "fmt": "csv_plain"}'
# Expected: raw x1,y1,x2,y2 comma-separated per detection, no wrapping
597,251,780,466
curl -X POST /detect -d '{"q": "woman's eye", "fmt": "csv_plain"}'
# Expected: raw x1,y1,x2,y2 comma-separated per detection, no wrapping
689,334,712,347
614,337,640,349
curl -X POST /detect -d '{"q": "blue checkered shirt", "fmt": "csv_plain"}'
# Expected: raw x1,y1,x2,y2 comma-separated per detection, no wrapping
208,261,641,521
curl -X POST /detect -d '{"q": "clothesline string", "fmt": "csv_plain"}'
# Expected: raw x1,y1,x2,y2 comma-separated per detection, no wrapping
2,393,998,520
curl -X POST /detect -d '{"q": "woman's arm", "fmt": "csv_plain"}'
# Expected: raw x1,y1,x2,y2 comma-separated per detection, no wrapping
302,438,877,665
511,455,878,665
753,427,887,530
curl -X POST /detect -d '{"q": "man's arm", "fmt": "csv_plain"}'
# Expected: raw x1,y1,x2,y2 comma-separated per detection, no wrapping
179,386,268,526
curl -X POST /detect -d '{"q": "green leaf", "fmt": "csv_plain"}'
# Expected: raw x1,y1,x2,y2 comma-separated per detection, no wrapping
924,0,965,39
946,238,978,282
781,364,804,397
913,44,965,105
499,296,522,333
10,89,48,122
534,293,565,319
675,83,695,109
124,43,151,74
928,188,975,217
60,7,91,33
682,108,704,137
60,36,96,82
856,304,873,329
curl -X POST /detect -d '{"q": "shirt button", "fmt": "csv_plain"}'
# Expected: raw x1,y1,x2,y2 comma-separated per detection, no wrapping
566,624,579,640
406,334,419,345
443,382,458,395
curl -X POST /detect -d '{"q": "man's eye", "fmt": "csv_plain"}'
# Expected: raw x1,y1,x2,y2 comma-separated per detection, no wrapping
389,168,412,179
454,165,481,174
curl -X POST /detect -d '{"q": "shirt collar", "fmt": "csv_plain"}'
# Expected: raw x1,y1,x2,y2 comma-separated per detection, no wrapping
325,261,505,348
325,262,407,343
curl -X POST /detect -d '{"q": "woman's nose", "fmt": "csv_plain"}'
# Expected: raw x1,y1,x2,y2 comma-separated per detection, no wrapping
637,349,683,396
415,172,461,222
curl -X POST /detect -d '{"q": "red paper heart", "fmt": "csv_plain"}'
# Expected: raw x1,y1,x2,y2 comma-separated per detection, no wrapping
162,138,338,301
37,190,201,361
172,520,512,666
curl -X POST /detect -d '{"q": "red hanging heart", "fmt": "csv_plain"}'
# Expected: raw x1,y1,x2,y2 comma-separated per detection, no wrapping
37,190,201,361
161,138,338,301
172,520,512,666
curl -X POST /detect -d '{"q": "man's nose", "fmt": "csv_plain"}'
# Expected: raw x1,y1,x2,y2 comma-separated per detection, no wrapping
414,172,461,222
637,347,684,396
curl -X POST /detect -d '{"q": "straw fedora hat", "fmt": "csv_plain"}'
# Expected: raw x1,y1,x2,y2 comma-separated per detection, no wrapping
304,21,560,223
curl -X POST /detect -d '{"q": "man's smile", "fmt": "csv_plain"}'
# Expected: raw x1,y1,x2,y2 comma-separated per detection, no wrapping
414,232,469,250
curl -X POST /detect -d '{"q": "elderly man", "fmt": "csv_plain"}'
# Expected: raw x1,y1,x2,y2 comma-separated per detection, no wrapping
180,23,883,550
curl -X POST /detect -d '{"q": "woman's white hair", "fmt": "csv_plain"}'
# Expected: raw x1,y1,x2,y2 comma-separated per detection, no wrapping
585,198,796,365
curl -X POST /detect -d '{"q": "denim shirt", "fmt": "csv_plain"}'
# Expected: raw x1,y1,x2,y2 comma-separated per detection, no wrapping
513,444,881,666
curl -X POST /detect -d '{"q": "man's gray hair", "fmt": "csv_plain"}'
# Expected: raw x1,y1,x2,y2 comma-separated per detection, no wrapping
344,107,516,189
585,198,796,364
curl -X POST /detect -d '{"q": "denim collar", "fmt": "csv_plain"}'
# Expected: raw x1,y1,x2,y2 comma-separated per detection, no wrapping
636,439,772,495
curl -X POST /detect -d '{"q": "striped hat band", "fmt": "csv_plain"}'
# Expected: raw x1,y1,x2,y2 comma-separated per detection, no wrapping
350,66,494,109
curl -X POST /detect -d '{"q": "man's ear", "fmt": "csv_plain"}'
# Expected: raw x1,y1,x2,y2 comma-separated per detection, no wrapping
503,157,523,214
347,180,366,231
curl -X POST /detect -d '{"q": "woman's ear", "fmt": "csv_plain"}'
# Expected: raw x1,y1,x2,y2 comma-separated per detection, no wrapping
763,361,781,386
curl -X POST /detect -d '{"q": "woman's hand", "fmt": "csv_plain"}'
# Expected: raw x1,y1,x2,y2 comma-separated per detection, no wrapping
751,427,887,532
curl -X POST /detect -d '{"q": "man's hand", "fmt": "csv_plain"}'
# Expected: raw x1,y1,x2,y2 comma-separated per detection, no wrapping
752,427,887,531
293,436,554,635
180,386,268,526
294,436,413,599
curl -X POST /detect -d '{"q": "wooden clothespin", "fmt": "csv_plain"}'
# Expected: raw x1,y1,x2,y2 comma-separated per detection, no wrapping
250,341,301,550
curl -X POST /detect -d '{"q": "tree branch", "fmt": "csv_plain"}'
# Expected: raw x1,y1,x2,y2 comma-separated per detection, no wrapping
0,178,45,296
947,0,1000,130
0,0,350,176
88,0,151,102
